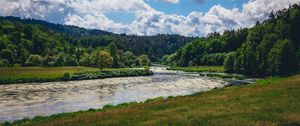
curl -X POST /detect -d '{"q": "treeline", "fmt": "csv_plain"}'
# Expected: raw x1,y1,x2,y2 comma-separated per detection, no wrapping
162,29,248,66
0,17,193,67
164,4,300,76
0,17,194,67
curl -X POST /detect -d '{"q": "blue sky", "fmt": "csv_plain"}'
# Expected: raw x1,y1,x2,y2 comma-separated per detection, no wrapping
147,0,246,15
107,0,248,24
0,0,299,36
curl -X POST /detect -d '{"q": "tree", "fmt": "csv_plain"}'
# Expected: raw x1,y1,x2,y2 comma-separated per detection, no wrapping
162,55,170,65
25,55,42,66
94,50,113,70
0,49,14,66
224,52,235,72
108,42,120,68
122,51,137,67
75,48,83,65
267,39,297,75
139,55,151,67
79,53,92,66
188,61,194,66
54,52,66,66
0,59,9,67
256,33,278,74
66,55,79,66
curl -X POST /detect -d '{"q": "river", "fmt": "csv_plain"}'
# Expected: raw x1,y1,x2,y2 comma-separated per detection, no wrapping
0,66,256,122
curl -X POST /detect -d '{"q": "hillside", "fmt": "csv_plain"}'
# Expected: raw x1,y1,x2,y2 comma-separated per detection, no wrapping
165,4,300,76
0,16,194,67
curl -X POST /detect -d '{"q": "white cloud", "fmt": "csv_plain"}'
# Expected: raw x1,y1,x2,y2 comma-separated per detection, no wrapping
146,0,180,4
0,0,299,36
162,0,179,4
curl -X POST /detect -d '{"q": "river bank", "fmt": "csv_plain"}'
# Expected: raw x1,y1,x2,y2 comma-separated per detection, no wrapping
2,73,298,126
0,67,153,84
167,66,225,73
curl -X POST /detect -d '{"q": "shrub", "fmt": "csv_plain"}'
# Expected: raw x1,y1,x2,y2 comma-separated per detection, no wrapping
62,72,71,81
0,59,9,67
25,55,43,66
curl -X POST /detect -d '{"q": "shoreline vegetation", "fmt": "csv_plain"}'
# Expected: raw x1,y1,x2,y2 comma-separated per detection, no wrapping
2,74,299,126
0,67,153,84
167,66,225,73
167,66,246,80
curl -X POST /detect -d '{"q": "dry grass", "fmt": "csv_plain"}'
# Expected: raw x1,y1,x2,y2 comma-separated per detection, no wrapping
3,75,300,126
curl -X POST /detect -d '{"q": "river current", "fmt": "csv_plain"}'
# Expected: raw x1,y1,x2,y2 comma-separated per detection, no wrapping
0,67,255,122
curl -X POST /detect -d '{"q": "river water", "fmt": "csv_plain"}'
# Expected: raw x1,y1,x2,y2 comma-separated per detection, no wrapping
0,67,255,122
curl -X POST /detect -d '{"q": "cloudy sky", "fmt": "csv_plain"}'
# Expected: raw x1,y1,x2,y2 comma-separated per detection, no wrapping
0,0,299,36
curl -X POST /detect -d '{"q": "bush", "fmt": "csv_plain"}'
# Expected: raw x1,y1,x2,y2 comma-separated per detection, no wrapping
0,59,9,67
72,69,153,80
0,49,14,64
25,55,43,66
62,72,71,81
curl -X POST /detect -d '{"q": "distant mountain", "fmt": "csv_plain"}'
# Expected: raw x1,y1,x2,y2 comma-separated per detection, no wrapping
0,16,113,36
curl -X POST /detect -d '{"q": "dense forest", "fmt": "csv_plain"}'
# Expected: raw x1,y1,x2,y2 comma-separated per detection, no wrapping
0,16,194,68
163,4,300,76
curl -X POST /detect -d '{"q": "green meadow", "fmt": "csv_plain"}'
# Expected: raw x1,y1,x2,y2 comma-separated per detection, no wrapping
0,67,152,84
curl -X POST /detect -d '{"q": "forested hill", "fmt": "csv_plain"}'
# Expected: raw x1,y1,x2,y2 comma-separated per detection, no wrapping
164,4,300,76
0,16,112,36
0,16,195,67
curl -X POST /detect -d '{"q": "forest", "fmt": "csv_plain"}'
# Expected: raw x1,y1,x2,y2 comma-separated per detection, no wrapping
0,16,194,68
163,4,300,76
1,4,300,76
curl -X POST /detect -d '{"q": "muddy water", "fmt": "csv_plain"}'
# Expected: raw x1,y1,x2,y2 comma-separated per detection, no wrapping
0,67,252,122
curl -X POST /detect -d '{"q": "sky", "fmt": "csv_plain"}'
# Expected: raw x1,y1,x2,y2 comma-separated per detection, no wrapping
0,0,299,36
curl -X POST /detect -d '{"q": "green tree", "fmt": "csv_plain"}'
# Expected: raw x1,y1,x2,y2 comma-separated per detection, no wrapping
79,53,92,66
75,48,84,65
108,42,120,68
122,51,137,67
0,59,9,67
0,49,14,66
162,55,170,65
94,50,113,70
54,52,66,66
139,55,151,67
224,52,235,72
25,55,42,66
66,55,79,66
267,39,297,75
256,33,278,74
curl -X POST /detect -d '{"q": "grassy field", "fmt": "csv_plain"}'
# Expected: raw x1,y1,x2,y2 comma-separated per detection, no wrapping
0,67,98,79
0,67,151,84
4,75,300,126
167,66,225,72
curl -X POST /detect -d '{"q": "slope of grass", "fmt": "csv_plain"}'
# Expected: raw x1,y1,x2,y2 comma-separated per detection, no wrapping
167,66,225,72
3,75,300,126
0,67,152,84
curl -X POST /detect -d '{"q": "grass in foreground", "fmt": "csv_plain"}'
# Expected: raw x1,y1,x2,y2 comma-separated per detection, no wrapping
4,75,300,126
167,66,225,73
0,67,152,84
